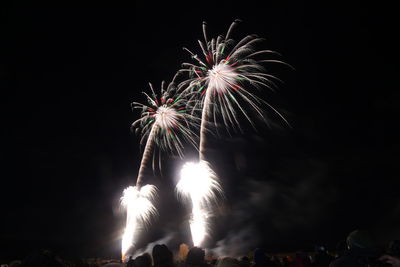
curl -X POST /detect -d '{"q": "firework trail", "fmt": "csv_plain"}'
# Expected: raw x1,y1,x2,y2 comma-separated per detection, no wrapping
176,161,222,246
176,20,290,246
179,19,290,159
122,81,199,258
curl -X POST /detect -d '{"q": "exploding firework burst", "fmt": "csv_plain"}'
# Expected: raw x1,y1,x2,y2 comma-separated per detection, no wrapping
179,19,290,141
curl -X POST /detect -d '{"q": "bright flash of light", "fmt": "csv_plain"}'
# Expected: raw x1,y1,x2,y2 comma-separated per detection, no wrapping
179,20,291,130
176,161,222,246
121,185,158,258
207,63,238,95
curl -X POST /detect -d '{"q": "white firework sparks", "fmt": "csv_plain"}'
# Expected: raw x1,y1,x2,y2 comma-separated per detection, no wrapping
177,161,221,205
179,19,290,133
121,81,198,258
175,20,290,247
176,161,222,246
207,63,237,95
190,202,207,246
121,185,157,258
131,81,199,164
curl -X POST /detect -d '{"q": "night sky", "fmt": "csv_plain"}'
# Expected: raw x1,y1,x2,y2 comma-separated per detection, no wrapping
1,2,399,260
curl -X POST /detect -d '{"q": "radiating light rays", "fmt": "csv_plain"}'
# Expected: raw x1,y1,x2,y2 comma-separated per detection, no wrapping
176,161,222,246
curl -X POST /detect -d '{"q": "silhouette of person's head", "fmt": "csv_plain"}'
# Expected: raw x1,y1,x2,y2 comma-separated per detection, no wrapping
135,253,152,267
239,256,251,267
179,243,190,262
186,247,205,267
346,229,374,249
152,244,174,267
388,240,400,257
253,248,266,266
314,245,327,253
294,250,310,262
127,255,135,267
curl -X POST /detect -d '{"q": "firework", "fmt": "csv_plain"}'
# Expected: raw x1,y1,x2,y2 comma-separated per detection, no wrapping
176,20,289,246
176,161,222,246
179,19,290,160
122,81,199,258
121,185,157,257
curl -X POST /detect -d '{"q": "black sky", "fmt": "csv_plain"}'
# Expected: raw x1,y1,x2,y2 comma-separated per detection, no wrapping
1,2,399,260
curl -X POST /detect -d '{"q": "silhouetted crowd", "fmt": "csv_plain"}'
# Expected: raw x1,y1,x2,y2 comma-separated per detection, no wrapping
1,229,400,267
